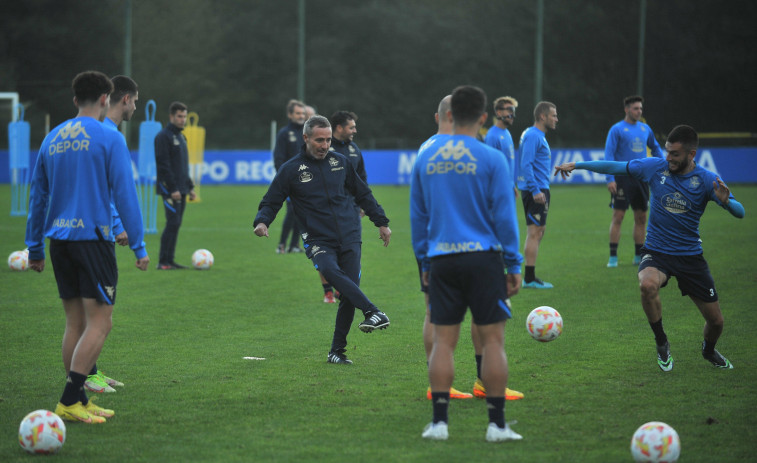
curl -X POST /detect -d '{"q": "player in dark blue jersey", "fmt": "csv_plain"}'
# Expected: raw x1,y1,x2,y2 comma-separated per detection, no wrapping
555,125,745,371
155,101,195,269
272,99,307,254
518,101,558,289
604,96,664,268
485,96,519,196
412,86,523,442
26,71,150,424
313,110,368,304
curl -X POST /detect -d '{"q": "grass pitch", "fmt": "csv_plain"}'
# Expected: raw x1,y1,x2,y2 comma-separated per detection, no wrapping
1,184,756,462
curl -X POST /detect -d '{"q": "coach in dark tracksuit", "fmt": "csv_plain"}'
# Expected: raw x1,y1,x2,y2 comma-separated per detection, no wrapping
272,100,307,253
155,102,195,269
254,116,392,365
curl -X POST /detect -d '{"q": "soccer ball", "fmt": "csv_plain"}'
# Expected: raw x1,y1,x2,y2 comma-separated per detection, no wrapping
192,249,214,270
8,249,29,271
18,410,66,454
526,306,563,342
630,421,680,462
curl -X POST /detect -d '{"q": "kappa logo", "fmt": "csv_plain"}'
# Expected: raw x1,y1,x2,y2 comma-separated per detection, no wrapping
426,140,478,175
301,232,309,240
51,121,90,142
311,245,320,253
298,164,308,171
100,225,110,237
349,145,355,153
105,286,115,298
328,157,339,167
288,131,297,143
173,136,180,145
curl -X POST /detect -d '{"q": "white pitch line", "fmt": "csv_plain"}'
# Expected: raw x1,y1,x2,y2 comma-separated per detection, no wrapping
243,357,266,360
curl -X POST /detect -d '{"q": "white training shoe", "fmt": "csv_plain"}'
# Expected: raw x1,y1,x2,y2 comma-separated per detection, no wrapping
422,422,449,440
486,422,523,442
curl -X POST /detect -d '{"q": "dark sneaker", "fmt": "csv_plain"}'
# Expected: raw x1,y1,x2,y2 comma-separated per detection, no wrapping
358,311,390,333
657,341,673,372
156,263,177,270
327,351,353,365
171,262,188,269
702,343,733,369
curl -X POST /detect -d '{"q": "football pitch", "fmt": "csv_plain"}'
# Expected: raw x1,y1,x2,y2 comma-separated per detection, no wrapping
1,183,756,462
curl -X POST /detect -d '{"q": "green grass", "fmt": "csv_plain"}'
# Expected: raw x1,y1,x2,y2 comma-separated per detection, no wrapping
1,183,756,462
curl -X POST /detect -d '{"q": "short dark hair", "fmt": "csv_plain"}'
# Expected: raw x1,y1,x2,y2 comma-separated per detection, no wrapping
304,115,330,137
110,75,138,104
330,110,357,128
72,71,113,104
169,101,187,115
666,125,698,151
287,99,305,114
534,101,556,121
624,95,644,107
450,85,486,126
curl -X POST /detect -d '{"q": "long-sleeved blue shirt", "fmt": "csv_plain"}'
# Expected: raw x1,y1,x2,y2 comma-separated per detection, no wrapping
604,119,663,183
485,125,517,184
255,147,389,247
410,134,522,274
575,159,744,255
25,116,147,260
517,126,551,195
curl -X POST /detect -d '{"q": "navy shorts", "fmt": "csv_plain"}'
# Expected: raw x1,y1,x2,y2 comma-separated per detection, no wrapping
428,252,512,325
521,189,550,226
610,176,649,211
638,248,718,302
417,258,428,293
49,240,118,305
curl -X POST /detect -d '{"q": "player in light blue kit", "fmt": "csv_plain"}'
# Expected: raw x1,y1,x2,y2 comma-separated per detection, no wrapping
26,71,150,424
412,85,523,442
604,96,664,268
518,101,558,288
555,125,744,371
485,96,519,196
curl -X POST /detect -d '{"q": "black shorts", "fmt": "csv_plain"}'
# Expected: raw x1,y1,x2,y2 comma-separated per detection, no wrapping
49,240,118,305
638,248,717,302
610,176,649,211
521,189,550,226
428,252,512,325
417,258,428,293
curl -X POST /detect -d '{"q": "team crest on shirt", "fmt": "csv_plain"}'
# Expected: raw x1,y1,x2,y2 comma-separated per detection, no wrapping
288,131,297,143
661,191,691,214
349,145,356,154
328,157,339,167
689,176,701,188
299,171,313,182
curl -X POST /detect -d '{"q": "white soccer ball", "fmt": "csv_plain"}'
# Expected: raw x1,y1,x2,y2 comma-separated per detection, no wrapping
8,249,29,271
526,306,563,342
630,421,680,462
18,410,66,455
192,249,214,270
